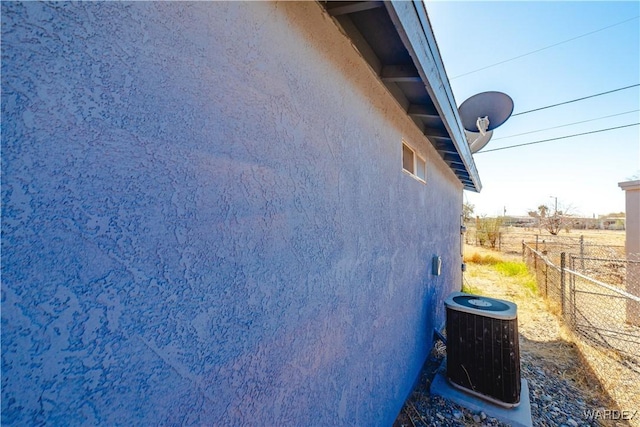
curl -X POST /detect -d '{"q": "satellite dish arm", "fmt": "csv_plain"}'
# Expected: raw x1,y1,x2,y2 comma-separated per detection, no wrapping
476,116,490,136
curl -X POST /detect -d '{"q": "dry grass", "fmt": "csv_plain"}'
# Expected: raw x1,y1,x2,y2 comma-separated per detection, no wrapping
572,338,640,421
565,229,626,246
464,252,502,265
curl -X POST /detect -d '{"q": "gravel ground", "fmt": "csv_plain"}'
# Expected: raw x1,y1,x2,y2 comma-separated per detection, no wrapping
393,253,631,427
393,342,626,427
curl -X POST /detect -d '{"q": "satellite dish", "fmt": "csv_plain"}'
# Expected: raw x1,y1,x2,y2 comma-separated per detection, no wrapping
465,129,493,153
458,91,514,133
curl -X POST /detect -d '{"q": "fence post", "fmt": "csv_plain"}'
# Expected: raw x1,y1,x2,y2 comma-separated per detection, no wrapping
522,240,525,262
498,232,502,252
544,261,548,297
535,235,539,252
579,235,585,270
570,256,576,326
560,252,566,315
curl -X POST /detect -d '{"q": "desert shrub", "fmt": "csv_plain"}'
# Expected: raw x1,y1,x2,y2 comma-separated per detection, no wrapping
464,252,501,265
494,261,538,293
476,217,503,248
494,261,528,276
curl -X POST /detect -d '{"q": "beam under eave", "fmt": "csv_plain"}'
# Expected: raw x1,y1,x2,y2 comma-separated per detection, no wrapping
327,1,384,16
407,103,439,119
380,64,422,83
438,152,456,161
381,77,422,83
435,148,459,155
434,143,459,155
443,153,465,163
432,138,454,148
423,126,449,138
447,159,466,167
447,160,468,170
333,14,382,75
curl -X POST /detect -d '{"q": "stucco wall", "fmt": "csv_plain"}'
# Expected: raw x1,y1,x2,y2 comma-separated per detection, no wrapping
1,2,463,425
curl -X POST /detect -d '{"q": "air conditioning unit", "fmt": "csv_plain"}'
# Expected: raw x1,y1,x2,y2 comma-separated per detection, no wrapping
445,292,521,407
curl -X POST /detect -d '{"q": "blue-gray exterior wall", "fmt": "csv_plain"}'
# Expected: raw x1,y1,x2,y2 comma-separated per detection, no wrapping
1,2,463,425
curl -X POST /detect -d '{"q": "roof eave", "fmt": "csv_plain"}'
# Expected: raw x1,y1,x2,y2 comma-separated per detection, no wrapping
384,1,481,192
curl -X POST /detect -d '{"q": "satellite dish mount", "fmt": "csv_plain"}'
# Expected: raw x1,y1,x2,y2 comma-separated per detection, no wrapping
458,92,514,153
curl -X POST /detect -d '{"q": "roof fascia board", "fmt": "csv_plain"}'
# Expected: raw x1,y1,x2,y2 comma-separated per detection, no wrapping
384,1,481,192
618,180,640,191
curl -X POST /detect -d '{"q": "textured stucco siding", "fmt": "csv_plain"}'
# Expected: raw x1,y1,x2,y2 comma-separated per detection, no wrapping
1,2,463,425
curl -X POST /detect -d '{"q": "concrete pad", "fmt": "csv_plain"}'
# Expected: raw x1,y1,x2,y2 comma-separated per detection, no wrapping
430,372,533,427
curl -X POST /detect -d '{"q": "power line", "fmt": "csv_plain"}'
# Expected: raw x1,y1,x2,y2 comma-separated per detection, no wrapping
511,84,640,117
451,15,639,79
476,123,639,154
493,109,640,140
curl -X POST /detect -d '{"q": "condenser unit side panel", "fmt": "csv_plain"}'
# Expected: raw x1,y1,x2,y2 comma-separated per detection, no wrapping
503,319,521,402
446,308,521,405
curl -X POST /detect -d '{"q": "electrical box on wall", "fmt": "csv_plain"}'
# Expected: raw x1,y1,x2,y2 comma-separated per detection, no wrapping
432,255,442,276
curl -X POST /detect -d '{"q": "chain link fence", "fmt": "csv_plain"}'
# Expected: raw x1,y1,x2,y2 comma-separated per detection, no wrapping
523,243,640,413
466,227,639,411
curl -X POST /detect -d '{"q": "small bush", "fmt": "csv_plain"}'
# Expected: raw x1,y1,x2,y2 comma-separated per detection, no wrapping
464,252,501,265
494,261,528,277
493,261,538,293
476,217,503,248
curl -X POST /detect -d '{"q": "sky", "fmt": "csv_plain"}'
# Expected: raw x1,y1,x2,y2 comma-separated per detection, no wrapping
424,1,640,218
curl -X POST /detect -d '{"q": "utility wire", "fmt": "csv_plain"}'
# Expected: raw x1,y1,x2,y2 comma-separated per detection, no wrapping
512,84,640,116
451,15,640,79
476,123,639,154
493,109,640,140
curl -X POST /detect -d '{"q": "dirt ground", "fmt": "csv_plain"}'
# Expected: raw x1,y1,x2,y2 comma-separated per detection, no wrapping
469,226,627,244
465,227,626,255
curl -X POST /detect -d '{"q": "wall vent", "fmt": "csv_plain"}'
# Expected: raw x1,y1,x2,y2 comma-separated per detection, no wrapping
445,292,521,407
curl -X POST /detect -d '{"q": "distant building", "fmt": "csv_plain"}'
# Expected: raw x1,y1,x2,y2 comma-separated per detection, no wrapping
597,213,626,230
501,214,625,231
502,216,538,228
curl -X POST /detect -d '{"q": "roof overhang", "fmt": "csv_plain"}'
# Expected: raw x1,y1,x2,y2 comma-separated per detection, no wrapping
321,0,481,192
618,180,640,191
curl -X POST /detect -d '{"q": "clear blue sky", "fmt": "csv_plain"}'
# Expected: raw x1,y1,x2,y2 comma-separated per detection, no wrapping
425,1,640,218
